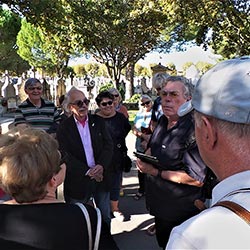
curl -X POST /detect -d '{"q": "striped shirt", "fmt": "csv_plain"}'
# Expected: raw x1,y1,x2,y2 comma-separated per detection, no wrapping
14,98,60,133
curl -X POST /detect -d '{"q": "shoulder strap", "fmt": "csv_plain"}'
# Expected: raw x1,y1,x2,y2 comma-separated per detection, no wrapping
76,203,93,250
214,200,250,225
75,203,102,250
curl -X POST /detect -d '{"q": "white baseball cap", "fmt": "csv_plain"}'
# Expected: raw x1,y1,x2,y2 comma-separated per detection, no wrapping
178,56,250,124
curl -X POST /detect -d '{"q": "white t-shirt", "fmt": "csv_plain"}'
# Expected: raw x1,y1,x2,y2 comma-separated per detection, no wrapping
166,171,250,249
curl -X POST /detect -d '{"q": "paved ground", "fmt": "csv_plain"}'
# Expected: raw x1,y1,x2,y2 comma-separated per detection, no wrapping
110,132,160,250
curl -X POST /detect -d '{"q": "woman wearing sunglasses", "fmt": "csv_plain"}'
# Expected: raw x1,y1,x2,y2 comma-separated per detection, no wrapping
95,91,131,221
108,88,129,119
132,94,153,201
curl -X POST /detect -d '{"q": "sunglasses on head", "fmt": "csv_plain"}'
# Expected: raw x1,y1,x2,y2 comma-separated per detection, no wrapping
71,98,90,107
141,101,151,106
100,101,113,107
161,90,179,98
27,86,43,91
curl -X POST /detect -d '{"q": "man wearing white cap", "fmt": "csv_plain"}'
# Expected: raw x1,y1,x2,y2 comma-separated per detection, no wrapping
166,56,250,249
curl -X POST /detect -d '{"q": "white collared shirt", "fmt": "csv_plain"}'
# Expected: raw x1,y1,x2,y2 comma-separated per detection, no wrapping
166,171,250,249
74,116,95,168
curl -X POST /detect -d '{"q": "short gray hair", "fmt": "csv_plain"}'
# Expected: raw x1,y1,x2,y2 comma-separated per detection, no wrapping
108,88,122,102
64,87,84,107
152,72,169,89
163,76,194,98
24,78,41,89
140,94,152,101
194,111,250,138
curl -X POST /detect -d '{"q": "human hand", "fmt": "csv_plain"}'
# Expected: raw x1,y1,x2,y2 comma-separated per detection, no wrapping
140,140,148,150
136,158,154,175
88,164,104,182
141,134,151,142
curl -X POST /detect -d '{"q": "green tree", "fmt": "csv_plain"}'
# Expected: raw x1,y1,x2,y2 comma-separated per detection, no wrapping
166,62,177,75
72,64,86,77
66,0,170,92
0,8,29,75
17,18,75,79
161,0,250,58
135,64,150,78
195,61,214,74
84,63,100,78
2,0,172,96
182,62,194,74
97,64,109,78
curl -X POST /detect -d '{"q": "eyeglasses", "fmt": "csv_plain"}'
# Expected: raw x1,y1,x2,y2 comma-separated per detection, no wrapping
161,90,179,98
59,153,68,166
70,98,90,107
141,101,151,106
27,86,43,91
113,94,119,97
100,101,113,107
156,87,161,91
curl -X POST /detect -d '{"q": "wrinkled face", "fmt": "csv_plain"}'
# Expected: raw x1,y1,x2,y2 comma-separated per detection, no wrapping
99,97,114,116
25,82,43,102
161,81,189,120
69,91,89,120
141,98,152,112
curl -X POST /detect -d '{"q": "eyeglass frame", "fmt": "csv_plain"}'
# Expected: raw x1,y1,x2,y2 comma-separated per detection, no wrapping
70,98,90,108
26,86,43,91
141,100,151,106
100,100,113,107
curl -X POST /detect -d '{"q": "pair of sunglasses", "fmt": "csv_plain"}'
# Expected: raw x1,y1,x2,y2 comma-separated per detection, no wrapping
113,94,119,97
161,90,179,98
100,101,113,107
71,98,90,107
27,86,43,91
141,101,151,106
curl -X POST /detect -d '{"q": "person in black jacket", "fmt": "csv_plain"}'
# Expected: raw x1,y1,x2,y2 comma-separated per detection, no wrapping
136,76,207,249
0,128,118,250
56,87,114,227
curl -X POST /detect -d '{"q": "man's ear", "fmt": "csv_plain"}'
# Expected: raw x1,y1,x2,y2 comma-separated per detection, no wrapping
201,116,217,149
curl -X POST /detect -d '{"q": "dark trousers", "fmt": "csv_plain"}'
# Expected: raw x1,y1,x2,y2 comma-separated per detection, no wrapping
155,217,185,249
138,171,145,194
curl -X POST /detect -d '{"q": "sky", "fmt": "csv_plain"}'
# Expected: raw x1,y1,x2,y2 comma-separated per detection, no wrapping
69,45,222,70
138,46,222,70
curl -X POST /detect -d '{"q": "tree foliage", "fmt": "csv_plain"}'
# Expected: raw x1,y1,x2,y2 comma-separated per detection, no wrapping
0,8,29,75
2,0,248,84
161,0,250,58
65,0,170,86
2,0,173,89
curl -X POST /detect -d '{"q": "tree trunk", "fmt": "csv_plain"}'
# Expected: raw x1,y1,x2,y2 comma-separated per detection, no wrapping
126,63,135,98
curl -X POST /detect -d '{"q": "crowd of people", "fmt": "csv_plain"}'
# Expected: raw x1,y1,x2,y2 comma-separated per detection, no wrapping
0,56,249,249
